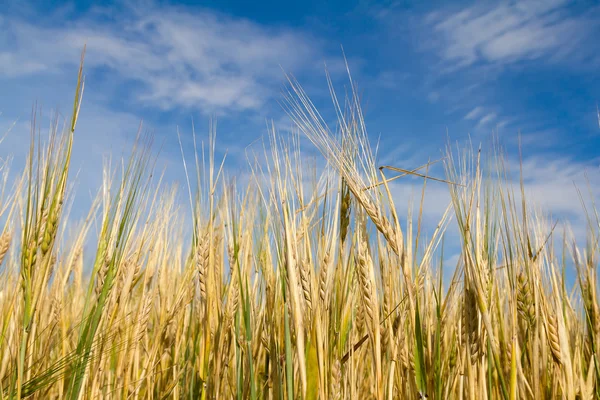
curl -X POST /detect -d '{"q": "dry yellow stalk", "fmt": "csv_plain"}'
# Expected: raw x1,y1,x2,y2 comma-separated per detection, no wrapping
283,206,307,396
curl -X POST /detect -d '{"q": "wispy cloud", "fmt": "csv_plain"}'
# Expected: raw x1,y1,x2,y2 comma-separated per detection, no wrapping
464,106,484,120
462,107,505,131
476,112,497,127
0,4,325,114
426,0,600,69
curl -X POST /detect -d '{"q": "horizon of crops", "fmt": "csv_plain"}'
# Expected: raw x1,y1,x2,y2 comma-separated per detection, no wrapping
1,51,599,400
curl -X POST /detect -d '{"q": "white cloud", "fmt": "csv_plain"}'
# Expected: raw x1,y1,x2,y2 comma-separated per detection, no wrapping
464,106,484,120
477,112,497,127
426,1,600,68
0,3,323,114
463,107,504,131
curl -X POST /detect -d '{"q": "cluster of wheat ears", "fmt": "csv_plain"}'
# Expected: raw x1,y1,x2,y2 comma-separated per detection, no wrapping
0,51,599,400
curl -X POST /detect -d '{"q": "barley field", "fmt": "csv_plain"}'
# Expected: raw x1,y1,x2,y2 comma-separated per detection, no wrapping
0,54,599,400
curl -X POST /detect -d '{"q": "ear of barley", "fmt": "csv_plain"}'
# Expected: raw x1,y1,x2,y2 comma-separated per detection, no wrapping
196,230,209,303
340,179,351,245
299,256,313,314
462,286,481,364
356,227,382,398
318,249,330,307
546,312,562,367
283,205,307,396
0,230,11,266
517,272,536,330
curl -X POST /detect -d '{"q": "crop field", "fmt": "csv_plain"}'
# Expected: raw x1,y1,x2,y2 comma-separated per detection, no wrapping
0,54,599,400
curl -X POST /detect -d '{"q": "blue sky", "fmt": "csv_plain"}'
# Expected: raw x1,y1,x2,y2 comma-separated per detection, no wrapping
1,0,600,257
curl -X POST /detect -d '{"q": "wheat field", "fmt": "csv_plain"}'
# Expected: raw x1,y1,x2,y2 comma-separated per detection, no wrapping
0,52,599,400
